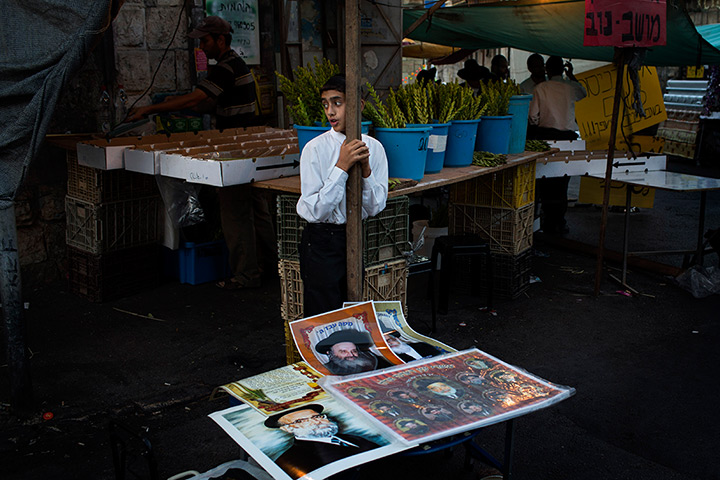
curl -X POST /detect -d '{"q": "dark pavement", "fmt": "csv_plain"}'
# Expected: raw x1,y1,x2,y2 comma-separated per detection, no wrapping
2,164,720,480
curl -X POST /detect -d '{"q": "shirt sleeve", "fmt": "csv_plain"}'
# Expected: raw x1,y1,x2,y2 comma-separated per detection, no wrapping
572,81,587,101
296,141,348,223
361,137,389,218
196,62,234,99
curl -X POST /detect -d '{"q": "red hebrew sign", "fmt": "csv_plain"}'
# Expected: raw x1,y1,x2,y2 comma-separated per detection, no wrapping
584,0,666,47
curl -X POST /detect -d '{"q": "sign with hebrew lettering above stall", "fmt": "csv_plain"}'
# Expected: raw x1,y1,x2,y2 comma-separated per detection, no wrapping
207,0,260,64
584,0,666,47
575,64,667,151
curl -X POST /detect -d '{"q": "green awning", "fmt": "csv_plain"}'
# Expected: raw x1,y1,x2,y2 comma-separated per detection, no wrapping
404,0,720,66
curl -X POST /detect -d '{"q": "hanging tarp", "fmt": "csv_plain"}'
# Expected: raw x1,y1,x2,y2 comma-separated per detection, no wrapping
0,1,116,206
403,0,720,66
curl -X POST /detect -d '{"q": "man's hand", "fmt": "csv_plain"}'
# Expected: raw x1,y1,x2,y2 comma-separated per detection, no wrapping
127,105,153,122
336,139,370,176
565,61,578,82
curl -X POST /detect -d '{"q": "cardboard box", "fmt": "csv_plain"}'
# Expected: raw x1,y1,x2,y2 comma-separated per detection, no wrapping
161,153,300,186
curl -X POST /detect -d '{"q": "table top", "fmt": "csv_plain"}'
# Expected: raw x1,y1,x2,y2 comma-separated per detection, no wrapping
252,150,552,197
588,170,720,192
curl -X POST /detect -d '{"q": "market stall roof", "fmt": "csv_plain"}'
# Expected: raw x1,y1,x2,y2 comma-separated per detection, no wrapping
403,0,720,66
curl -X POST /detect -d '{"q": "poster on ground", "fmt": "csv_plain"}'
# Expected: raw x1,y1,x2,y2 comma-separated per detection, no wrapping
323,349,576,445
289,302,405,376
210,396,413,480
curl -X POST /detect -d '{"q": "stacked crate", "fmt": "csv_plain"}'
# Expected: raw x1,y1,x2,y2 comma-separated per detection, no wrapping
278,195,410,364
448,162,536,300
66,151,161,302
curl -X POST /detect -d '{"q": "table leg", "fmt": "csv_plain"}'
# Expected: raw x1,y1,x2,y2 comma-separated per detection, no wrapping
504,419,515,480
622,185,632,285
696,191,707,266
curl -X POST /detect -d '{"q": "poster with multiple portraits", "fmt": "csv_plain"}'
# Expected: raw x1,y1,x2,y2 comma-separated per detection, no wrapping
322,349,575,444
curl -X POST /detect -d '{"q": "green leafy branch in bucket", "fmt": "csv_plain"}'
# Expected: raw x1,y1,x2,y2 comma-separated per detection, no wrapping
432,82,485,121
393,82,430,125
478,80,521,116
276,57,340,126
363,83,408,128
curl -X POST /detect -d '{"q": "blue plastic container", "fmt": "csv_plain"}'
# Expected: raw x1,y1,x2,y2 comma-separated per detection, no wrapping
374,126,431,181
407,123,450,174
476,115,513,154
178,240,231,285
508,94,533,154
444,119,481,167
313,121,371,134
294,125,330,154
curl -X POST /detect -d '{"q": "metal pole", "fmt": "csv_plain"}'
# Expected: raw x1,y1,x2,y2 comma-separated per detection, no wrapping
0,202,33,413
622,185,632,285
594,55,625,296
345,0,363,301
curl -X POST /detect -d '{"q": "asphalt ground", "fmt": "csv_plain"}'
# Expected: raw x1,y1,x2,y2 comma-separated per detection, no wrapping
2,169,720,480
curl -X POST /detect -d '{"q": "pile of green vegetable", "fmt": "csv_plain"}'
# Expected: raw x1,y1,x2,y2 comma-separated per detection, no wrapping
525,139,551,152
472,151,507,167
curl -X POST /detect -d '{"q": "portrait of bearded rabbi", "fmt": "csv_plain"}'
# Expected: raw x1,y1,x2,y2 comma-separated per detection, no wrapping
314,329,392,375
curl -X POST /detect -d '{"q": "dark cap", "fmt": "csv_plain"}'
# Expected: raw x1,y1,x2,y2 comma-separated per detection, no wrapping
264,404,324,428
315,329,372,355
188,16,233,38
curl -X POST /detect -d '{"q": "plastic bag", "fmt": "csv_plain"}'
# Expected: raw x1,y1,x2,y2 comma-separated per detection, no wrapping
675,265,720,298
156,176,206,228
181,459,273,480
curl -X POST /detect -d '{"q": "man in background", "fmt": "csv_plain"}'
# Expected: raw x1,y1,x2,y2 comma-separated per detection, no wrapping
519,53,546,94
129,16,276,288
527,56,587,235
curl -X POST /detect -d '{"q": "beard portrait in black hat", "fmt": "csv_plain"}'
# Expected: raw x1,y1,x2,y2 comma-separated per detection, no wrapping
314,329,378,375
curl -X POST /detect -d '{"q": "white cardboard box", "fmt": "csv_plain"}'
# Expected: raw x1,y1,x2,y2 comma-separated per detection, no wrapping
161,153,300,186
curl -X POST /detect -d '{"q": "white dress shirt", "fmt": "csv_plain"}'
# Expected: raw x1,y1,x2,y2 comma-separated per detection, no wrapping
528,75,587,131
519,76,540,95
296,129,388,224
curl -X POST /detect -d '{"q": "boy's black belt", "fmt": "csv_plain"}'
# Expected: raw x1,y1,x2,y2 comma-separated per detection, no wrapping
305,223,346,233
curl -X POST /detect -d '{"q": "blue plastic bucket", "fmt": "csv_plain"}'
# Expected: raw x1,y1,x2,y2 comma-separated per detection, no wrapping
313,121,371,134
407,123,450,174
476,116,513,154
444,119,481,167
508,94,533,154
374,127,431,181
295,125,330,154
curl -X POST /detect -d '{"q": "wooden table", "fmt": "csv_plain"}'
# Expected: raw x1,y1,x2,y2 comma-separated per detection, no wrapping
252,150,552,197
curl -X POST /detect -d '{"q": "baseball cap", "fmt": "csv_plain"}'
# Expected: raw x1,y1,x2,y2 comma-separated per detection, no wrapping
188,16,233,38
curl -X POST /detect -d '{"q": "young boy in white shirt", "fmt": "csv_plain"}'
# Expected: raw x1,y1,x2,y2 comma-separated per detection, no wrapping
296,75,389,317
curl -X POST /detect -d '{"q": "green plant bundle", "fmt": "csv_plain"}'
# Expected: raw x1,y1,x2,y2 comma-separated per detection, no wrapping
478,80,521,116
276,57,340,126
430,82,486,121
363,83,409,128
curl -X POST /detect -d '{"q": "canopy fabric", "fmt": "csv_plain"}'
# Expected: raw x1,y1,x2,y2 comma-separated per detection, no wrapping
403,40,463,59
0,1,116,206
404,0,720,67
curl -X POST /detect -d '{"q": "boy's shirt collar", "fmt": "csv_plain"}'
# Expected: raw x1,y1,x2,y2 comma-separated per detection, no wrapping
328,129,346,143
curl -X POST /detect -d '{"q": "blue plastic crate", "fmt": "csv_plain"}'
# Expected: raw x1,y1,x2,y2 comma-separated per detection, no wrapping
178,240,231,285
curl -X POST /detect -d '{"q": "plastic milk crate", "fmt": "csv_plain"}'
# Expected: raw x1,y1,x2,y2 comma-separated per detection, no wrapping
67,245,160,302
67,150,158,204
449,162,535,209
280,258,409,365
452,249,533,300
449,202,534,255
277,195,409,266
65,195,161,254
178,240,232,285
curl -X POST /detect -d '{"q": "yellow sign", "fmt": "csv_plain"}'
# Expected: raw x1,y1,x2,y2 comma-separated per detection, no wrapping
686,66,705,79
579,176,655,208
575,65,667,153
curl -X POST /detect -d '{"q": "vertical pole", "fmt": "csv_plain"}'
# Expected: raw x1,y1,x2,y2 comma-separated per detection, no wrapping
345,0,363,301
594,58,625,296
0,203,33,413
621,185,632,285
696,190,707,265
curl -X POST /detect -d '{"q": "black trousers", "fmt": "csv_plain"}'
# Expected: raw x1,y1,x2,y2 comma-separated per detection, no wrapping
527,126,578,231
300,223,347,317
